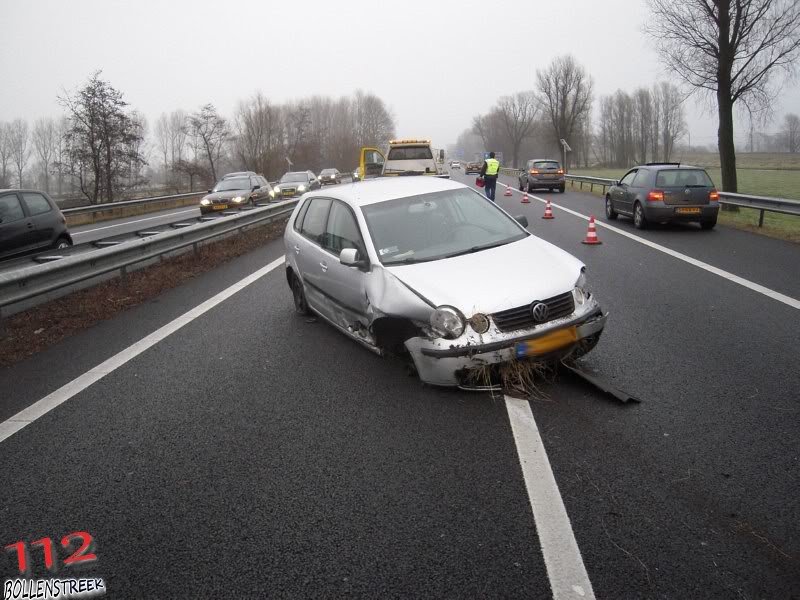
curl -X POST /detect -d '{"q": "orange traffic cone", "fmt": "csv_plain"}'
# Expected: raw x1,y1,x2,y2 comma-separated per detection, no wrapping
521,192,530,204
581,215,602,245
542,199,554,219
504,185,513,197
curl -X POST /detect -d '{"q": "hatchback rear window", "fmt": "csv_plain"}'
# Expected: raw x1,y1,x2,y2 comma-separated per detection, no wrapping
387,147,433,160
532,161,560,170
655,169,714,188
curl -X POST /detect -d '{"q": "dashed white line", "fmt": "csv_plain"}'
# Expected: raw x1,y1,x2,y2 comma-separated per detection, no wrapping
499,183,800,311
73,208,199,235
0,256,285,444
505,395,595,599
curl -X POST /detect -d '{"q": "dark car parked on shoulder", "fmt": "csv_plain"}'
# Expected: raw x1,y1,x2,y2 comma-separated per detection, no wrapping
605,163,720,230
0,189,73,260
199,172,273,214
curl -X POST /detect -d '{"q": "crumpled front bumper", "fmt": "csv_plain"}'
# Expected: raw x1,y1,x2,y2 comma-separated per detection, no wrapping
404,302,607,387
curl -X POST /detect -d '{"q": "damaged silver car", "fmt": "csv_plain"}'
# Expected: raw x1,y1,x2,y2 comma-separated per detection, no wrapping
283,177,607,387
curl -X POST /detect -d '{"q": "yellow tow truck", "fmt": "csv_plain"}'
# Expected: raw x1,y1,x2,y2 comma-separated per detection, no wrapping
357,139,449,180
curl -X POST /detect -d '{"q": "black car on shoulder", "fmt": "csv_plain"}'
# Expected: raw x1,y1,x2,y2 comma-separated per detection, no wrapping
605,163,720,230
0,189,73,260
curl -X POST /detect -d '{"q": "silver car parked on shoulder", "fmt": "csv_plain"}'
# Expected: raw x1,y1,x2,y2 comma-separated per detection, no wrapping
283,177,606,387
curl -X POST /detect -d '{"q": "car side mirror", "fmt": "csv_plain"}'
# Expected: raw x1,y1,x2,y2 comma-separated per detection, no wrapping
207,189,212,194
340,248,365,268
514,215,529,228
252,185,259,191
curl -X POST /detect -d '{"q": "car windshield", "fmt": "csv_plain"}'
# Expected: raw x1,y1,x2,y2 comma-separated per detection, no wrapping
655,169,714,187
387,146,433,160
213,177,250,192
361,188,528,266
320,169,336,175
533,161,560,170
281,173,309,183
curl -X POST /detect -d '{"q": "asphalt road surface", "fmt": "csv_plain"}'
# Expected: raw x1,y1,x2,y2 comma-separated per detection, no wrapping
1,174,798,598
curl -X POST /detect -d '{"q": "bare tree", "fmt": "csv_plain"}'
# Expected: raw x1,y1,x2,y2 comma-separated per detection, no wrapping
155,113,171,185
633,88,653,164
353,90,395,149
187,104,229,182
536,55,594,169
33,118,58,192
647,0,800,192
494,92,539,168
0,122,11,188
58,72,146,203
9,119,30,188
783,112,800,152
656,82,687,161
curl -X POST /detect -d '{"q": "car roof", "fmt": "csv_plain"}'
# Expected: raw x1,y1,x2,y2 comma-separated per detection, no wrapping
222,171,256,179
529,158,560,162
304,176,465,207
635,163,706,170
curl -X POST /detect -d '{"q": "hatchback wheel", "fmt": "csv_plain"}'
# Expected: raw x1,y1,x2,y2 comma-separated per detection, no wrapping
605,196,618,220
55,237,72,250
700,218,717,230
291,274,310,315
633,202,647,229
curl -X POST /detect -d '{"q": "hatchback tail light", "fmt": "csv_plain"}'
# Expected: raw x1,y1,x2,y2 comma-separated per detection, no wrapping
557,169,564,175
529,169,539,175
709,189,719,201
646,190,665,202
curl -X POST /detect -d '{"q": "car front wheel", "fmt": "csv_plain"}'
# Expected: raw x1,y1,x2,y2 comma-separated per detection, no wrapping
54,237,72,250
605,196,618,220
633,202,647,229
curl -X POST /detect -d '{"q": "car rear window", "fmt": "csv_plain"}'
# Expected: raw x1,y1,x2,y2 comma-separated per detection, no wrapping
532,161,560,170
387,146,433,160
655,169,714,187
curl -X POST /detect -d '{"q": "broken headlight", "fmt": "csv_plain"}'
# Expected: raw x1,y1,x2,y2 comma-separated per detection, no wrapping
572,271,589,306
430,306,465,339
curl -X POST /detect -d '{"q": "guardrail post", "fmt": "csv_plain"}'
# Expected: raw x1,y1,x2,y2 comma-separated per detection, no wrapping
590,182,594,192
580,181,584,190
758,209,765,227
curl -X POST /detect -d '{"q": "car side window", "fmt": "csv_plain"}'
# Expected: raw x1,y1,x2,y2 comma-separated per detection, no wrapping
300,198,332,243
0,193,25,223
619,170,637,186
294,198,311,232
323,201,363,255
631,170,650,187
22,192,53,216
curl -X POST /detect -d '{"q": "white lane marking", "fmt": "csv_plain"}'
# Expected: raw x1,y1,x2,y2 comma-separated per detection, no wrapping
73,208,199,235
0,256,285,444
499,183,800,311
505,396,595,600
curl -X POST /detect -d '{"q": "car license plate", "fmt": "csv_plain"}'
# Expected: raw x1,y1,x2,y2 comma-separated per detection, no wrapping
675,207,701,214
515,327,578,358
542,174,555,179
213,204,228,210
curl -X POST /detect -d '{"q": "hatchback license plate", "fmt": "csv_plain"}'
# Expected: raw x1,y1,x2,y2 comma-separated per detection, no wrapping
213,204,228,210
515,327,578,358
675,207,701,214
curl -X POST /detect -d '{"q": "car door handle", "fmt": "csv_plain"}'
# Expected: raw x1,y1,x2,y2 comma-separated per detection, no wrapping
319,261,328,272
27,222,34,229
293,244,300,254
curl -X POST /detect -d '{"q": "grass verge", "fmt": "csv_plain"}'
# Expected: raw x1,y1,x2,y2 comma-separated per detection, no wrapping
0,219,287,368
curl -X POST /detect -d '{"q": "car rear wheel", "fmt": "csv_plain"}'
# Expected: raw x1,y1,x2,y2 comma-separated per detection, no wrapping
700,218,717,230
605,196,618,220
633,202,648,230
54,237,72,250
291,274,310,315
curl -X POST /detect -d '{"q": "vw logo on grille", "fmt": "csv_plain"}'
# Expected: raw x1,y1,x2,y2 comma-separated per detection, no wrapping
531,302,549,322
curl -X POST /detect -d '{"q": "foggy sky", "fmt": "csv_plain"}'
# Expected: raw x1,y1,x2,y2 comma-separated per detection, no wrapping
2,0,799,149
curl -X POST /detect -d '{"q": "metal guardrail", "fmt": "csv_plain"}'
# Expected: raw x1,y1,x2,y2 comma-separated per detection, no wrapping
61,192,204,215
0,200,297,316
503,167,799,226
